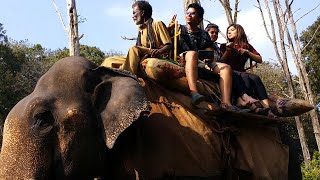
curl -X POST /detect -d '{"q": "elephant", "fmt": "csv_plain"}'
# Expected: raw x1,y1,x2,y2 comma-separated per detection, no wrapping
0,56,149,179
0,56,301,179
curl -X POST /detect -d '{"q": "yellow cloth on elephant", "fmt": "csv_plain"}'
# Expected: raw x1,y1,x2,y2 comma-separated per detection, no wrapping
101,56,126,68
121,20,172,74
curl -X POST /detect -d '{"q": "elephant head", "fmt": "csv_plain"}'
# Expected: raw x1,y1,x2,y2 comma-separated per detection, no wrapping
0,56,149,179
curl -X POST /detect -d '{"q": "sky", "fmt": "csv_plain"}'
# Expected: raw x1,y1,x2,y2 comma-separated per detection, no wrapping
0,0,319,74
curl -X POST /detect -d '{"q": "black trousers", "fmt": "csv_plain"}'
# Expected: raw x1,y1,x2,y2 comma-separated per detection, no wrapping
233,71,268,100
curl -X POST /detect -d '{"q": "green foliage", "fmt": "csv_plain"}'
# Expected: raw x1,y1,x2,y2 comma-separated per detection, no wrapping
300,16,320,103
0,23,124,147
49,45,118,65
0,40,54,127
255,62,308,158
0,43,23,121
299,16,320,154
254,61,289,97
302,151,320,179
14,43,54,94
80,45,106,65
0,23,8,44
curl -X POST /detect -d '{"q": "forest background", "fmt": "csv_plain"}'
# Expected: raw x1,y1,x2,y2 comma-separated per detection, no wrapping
0,0,320,177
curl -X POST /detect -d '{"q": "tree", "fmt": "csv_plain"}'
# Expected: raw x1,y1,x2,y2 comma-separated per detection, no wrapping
49,45,110,65
0,44,17,121
300,17,320,103
256,0,320,164
254,61,289,97
301,151,320,179
214,0,318,163
79,45,106,65
52,0,82,56
216,0,240,24
14,43,54,95
0,23,8,44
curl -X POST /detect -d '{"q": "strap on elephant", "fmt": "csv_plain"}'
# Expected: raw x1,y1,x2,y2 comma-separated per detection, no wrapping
93,66,139,82
198,79,221,106
206,118,241,179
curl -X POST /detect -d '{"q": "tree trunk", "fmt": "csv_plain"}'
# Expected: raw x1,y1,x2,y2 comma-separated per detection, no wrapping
67,0,80,56
295,116,311,163
217,0,239,24
283,0,320,150
256,0,311,164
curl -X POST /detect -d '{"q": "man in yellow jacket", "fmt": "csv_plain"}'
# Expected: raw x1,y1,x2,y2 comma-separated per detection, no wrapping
102,1,172,75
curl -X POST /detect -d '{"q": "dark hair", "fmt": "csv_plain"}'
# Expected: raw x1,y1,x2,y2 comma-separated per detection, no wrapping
205,23,219,32
132,1,153,19
227,23,249,48
187,3,204,20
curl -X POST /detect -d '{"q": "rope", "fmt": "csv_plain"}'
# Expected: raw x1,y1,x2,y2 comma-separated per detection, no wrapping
198,79,221,104
139,61,240,178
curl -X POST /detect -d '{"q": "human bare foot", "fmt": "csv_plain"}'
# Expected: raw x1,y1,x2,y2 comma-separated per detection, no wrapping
241,94,259,105
236,97,251,108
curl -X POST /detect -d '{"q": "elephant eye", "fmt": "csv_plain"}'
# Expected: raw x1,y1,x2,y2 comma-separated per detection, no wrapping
32,110,55,134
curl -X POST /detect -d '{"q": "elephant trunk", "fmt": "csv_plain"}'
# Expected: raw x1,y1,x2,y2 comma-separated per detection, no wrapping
0,118,54,179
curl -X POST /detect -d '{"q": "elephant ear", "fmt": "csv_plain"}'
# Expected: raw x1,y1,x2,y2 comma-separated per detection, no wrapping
92,67,149,149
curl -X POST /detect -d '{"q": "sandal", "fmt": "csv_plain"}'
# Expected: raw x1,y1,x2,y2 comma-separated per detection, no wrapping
267,109,277,118
250,106,270,116
221,103,251,113
191,92,206,106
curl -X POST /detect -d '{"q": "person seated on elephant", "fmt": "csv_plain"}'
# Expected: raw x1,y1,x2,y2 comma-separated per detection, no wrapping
120,1,172,75
177,3,243,112
205,23,258,109
219,24,276,117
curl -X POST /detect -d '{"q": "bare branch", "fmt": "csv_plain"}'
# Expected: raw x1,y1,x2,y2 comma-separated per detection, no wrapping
204,18,228,40
285,0,320,154
218,0,234,24
51,0,67,31
233,0,239,24
78,34,84,40
203,19,213,24
301,24,320,52
292,78,300,84
275,82,290,98
295,3,320,23
121,36,137,41
256,0,273,41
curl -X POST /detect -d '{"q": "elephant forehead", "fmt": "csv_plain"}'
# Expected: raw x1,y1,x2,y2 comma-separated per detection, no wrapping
64,108,87,119
37,74,84,94
36,64,90,93
59,107,89,126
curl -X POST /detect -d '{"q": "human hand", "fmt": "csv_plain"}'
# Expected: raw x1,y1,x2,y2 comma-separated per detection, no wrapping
238,48,249,55
226,42,233,47
148,49,161,58
178,55,186,66
168,14,177,31
203,58,213,64
225,42,233,52
170,14,177,24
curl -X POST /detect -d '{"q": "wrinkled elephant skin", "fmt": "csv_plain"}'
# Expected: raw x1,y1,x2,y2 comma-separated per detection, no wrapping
0,56,148,179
